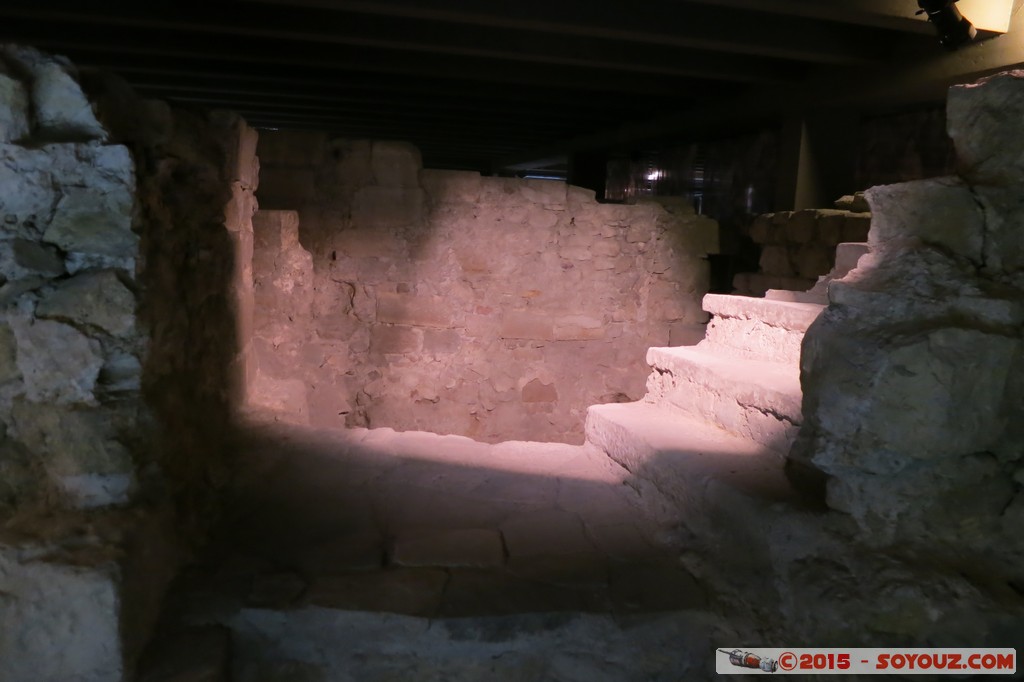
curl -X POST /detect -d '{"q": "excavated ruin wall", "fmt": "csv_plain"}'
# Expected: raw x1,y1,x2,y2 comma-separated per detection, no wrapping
734,203,872,297
0,46,256,681
795,71,1024,610
255,133,718,443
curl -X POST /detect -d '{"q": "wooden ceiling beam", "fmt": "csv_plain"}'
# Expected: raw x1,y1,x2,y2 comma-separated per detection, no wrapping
0,1,809,83
244,0,903,65
0,22,742,96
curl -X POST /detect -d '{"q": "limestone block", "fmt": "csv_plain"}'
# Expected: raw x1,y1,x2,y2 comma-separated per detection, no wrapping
11,318,102,404
11,401,134,490
99,351,142,394
213,113,260,191
842,213,871,243
520,178,567,210
3,46,107,141
424,328,461,354
785,209,818,243
522,378,558,403
499,311,554,340
559,245,591,261
334,228,407,259
352,186,424,228
44,185,137,258
970,185,1024,272
0,146,58,236
420,169,481,204
0,547,123,682
526,207,560,230
814,329,1018,468
0,321,18,383
370,325,422,354
37,270,135,337
850,193,870,213
817,210,848,246
648,280,704,322
371,141,421,188
758,245,794,277
772,211,793,225
866,179,982,262
248,372,309,422
748,214,772,243
794,244,831,279
553,314,605,341
0,71,29,143
377,294,454,329
947,70,1024,185
9,239,64,277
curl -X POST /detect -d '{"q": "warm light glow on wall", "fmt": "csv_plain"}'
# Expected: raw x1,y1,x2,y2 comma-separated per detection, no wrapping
951,0,1013,34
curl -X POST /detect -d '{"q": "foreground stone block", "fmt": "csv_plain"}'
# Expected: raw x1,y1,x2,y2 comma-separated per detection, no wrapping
866,178,984,264
0,546,123,682
11,401,136,508
947,70,1024,186
3,46,107,141
37,270,136,337
12,318,103,404
0,71,29,143
44,185,137,258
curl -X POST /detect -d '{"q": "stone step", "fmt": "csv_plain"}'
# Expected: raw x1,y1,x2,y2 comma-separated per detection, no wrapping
585,402,793,510
701,293,823,364
644,345,802,452
766,242,869,304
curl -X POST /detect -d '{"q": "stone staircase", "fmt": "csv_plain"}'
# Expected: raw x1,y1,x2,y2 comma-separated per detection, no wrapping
140,244,868,681
585,243,870,522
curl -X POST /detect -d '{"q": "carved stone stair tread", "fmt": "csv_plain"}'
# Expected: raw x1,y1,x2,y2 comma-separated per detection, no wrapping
702,293,824,332
645,345,802,450
585,401,793,504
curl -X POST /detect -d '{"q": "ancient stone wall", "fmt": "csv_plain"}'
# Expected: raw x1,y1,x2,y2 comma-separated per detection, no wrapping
0,45,257,681
733,199,872,297
0,44,158,682
255,134,718,443
795,71,1024,601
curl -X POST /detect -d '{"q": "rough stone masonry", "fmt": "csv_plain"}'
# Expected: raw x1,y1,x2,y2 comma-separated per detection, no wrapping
0,45,259,681
254,134,720,443
794,70,1024,609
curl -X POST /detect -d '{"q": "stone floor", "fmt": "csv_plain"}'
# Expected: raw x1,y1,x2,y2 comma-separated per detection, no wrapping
171,416,707,617
143,414,750,681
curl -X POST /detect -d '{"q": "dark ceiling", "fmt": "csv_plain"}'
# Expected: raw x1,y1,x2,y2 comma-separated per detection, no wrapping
0,0,983,172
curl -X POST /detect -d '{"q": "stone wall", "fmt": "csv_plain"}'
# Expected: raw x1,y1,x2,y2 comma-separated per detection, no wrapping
0,44,160,682
0,45,257,681
255,134,718,443
794,71,1024,602
733,197,871,297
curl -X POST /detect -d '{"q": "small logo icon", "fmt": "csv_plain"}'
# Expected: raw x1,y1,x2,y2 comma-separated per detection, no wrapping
719,649,779,673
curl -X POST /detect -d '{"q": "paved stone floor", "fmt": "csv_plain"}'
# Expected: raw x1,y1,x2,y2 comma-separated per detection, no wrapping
146,417,736,680
173,418,705,620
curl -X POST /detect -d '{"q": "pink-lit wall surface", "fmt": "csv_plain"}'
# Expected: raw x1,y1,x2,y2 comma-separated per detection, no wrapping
250,134,719,443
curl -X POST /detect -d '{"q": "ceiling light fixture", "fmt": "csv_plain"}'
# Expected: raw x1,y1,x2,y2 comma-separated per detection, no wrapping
917,0,977,50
